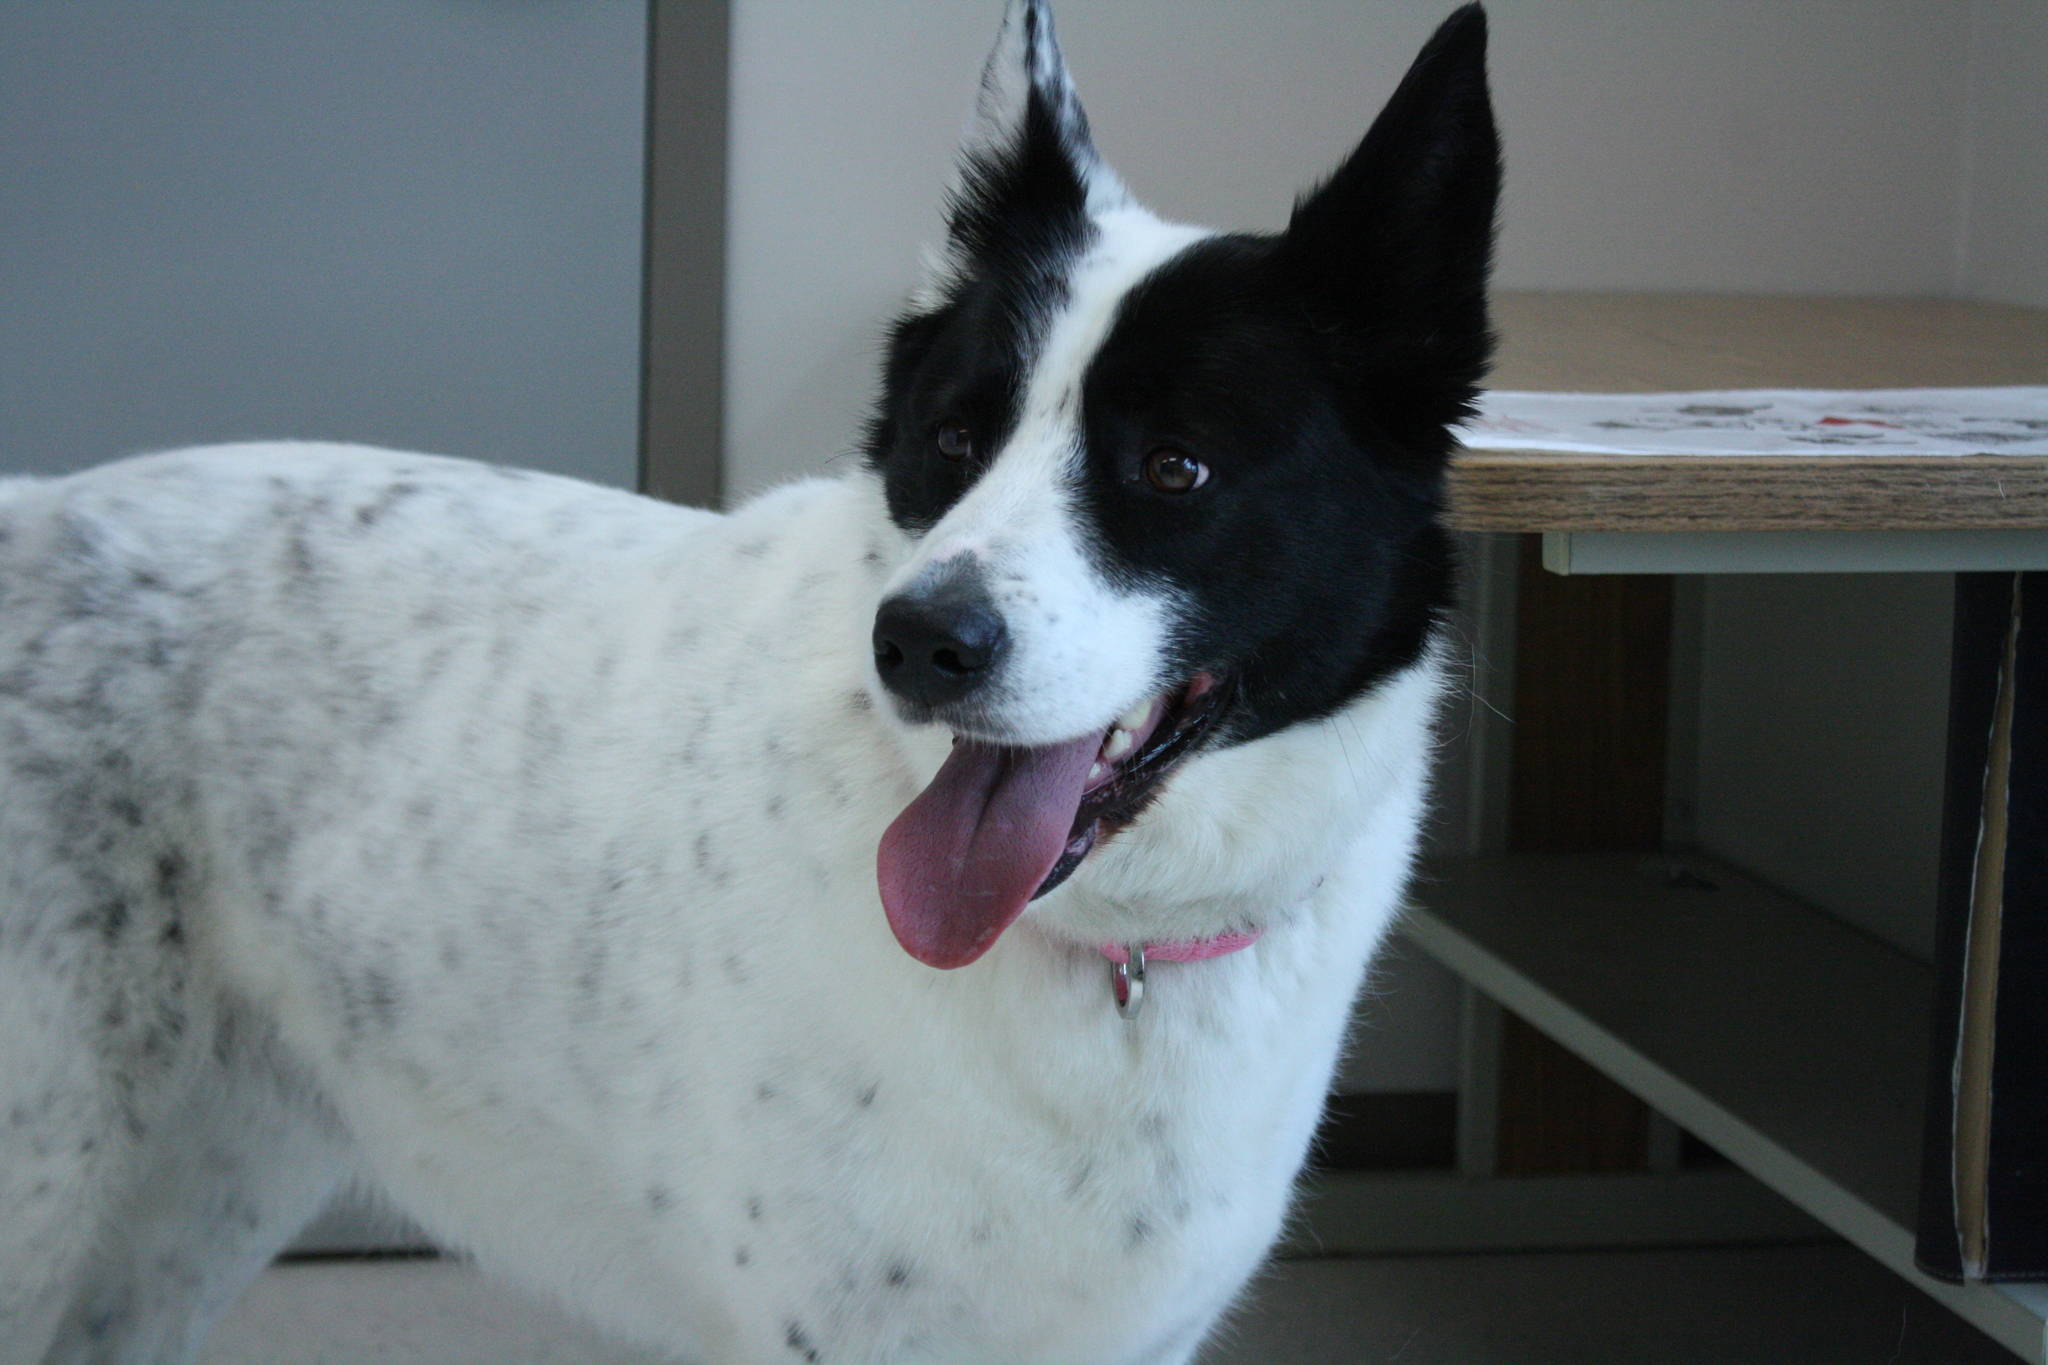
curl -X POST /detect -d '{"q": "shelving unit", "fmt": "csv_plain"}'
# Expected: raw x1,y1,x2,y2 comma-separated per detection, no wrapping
1403,852,2047,1361
1383,292,2048,1360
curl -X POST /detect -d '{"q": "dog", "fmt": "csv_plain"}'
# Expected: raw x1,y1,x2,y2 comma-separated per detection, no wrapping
0,3,1498,1361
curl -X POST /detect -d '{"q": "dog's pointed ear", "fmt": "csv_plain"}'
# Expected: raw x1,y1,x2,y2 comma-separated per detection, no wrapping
1279,4,1501,440
927,0,1127,295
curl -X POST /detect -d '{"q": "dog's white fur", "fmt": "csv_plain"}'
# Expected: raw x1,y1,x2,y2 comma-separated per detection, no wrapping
0,445,1439,1364
0,7,1449,1360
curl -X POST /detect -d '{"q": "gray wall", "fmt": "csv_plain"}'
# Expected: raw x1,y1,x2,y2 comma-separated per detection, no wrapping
0,0,646,483
1687,575,1955,962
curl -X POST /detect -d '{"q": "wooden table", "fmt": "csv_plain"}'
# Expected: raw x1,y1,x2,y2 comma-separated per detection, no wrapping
1448,293,2048,535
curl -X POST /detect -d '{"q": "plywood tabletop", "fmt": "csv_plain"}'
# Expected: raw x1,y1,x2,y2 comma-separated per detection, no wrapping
1448,293,2048,532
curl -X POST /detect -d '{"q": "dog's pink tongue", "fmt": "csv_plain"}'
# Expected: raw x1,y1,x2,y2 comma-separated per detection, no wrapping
878,734,1100,969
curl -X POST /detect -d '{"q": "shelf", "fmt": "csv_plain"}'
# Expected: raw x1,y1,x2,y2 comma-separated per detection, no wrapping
1446,293,2048,533
1401,852,2047,1362
1537,529,2048,576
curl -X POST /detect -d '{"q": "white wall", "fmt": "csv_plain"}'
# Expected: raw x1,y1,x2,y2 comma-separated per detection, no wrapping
724,0,1989,500
1960,0,2048,307
0,0,645,483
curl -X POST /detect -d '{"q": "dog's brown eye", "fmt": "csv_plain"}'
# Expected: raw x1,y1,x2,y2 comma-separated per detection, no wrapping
935,421,974,461
1143,447,1208,494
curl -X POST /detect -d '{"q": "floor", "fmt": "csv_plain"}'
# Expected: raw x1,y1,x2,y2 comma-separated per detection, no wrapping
198,1244,2022,1364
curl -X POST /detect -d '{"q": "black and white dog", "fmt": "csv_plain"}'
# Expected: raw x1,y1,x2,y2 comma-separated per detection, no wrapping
0,3,1498,1361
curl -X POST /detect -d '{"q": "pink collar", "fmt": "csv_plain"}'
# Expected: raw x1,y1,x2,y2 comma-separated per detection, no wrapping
1098,929,1263,1018
1097,930,1263,965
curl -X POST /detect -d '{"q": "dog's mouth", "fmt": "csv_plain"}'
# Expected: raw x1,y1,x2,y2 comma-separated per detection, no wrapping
876,672,1232,969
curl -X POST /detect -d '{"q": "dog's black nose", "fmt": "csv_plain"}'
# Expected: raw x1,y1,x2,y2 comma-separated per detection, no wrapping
873,579,1008,709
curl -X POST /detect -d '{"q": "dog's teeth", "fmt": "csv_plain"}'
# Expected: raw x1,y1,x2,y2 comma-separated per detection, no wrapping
1102,728,1134,762
1088,762,1104,781
1118,699,1153,732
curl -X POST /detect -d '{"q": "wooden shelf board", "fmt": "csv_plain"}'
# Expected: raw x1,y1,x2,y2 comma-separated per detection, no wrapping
1401,851,2047,1362
1540,529,2048,576
1449,293,2048,534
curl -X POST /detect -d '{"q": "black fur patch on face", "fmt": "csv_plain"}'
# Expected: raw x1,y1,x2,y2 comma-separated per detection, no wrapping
863,283,1032,536
1070,233,1465,745
863,6,1098,534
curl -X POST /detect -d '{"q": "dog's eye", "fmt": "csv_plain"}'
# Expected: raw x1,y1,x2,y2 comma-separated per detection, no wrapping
934,421,974,462
1143,447,1209,494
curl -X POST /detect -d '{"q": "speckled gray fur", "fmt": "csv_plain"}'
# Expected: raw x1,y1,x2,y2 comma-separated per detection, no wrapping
0,425,1412,1363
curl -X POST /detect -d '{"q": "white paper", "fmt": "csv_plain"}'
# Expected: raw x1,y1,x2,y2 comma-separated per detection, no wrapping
1459,387,2048,456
